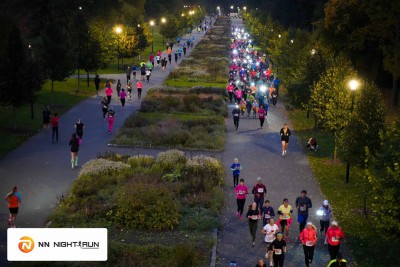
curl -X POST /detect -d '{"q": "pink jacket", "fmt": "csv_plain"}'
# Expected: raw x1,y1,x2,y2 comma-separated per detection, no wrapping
234,90,242,99
300,227,317,246
105,87,113,96
235,184,248,200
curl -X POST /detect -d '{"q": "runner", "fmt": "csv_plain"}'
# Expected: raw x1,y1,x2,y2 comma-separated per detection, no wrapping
4,186,21,227
116,79,122,97
295,190,313,233
258,105,266,128
280,124,291,156
126,66,131,83
252,177,267,214
230,158,242,187
69,133,79,169
120,88,127,108
277,198,293,242
94,75,100,95
234,178,248,219
327,252,347,267
105,85,113,104
42,106,51,132
132,64,137,80
51,112,59,144
232,105,240,130
261,200,275,226
326,221,345,260
246,202,260,246
107,107,116,134
318,200,332,240
74,118,84,145
255,259,267,267
268,232,287,267
136,80,143,99
127,81,132,100
101,97,108,118
262,218,279,266
146,69,151,83
299,222,318,267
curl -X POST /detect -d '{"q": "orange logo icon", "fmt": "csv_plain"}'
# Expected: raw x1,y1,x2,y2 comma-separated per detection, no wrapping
18,236,35,253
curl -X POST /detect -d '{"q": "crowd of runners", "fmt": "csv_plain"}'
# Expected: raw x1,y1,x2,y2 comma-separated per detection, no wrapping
228,27,347,267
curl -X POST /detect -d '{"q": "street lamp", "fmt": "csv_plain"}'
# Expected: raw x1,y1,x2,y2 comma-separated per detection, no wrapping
278,34,281,38
345,79,359,183
231,5,234,9
115,26,122,70
161,17,166,45
149,20,155,54
243,6,247,11
290,39,294,44
311,48,316,55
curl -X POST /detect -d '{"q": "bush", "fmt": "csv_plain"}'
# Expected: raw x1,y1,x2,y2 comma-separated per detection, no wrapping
156,149,187,170
127,155,155,169
79,158,131,177
115,183,180,230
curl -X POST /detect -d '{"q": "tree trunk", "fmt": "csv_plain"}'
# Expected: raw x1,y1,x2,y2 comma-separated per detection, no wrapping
77,68,80,94
363,190,368,218
333,132,338,161
87,72,89,87
392,75,398,107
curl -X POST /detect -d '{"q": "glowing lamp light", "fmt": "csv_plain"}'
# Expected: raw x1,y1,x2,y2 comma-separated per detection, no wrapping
349,80,359,91
243,60,247,63
233,49,238,54
246,55,250,60
251,82,255,87
260,85,267,92
115,26,122,34
256,62,260,66
235,104,239,109
233,58,237,62
316,210,324,216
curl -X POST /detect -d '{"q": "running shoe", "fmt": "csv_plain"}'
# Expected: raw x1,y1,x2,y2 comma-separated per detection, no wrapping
252,242,255,246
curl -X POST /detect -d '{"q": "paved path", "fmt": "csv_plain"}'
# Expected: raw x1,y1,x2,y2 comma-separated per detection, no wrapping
216,17,350,267
0,18,214,263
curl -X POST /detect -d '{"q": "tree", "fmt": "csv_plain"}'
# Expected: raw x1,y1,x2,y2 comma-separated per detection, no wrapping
0,21,44,128
40,18,76,104
366,122,400,236
160,16,182,44
310,56,357,159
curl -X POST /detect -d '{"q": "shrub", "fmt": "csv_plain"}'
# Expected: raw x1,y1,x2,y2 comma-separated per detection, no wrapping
79,158,131,177
114,183,180,230
179,207,220,231
156,149,187,170
127,155,155,169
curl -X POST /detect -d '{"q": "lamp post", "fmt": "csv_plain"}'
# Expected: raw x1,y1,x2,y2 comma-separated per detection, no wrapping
115,26,122,70
161,17,166,46
345,79,359,183
149,20,155,54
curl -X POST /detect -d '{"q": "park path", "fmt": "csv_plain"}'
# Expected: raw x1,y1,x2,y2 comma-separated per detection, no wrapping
216,17,350,266
0,17,214,263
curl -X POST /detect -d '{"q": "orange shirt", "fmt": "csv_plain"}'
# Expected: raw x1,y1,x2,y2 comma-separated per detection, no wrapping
7,193,21,208
167,48,171,55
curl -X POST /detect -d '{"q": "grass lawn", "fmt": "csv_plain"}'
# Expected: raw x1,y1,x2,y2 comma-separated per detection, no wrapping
0,78,111,157
288,109,399,266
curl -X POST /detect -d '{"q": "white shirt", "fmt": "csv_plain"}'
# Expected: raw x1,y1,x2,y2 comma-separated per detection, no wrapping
263,223,279,243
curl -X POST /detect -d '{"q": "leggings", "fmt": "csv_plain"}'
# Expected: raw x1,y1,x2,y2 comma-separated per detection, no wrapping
328,244,340,260
233,175,239,187
248,221,258,242
273,254,284,267
303,245,315,266
237,198,245,215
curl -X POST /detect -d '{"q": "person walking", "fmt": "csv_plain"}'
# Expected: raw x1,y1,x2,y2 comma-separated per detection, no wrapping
326,221,345,260
252,177,267,214
262,218,279,266
94,75,100,96
268,232,287,267
74,119,84,145
101,97,109,119
107,107,116,134
232,105,240,130
318,200,332,240
136,80,143,99
120,88,127,108
51,112,59,144
246,202,260,246
300,222,318,267
126,66,131,83
230,158,242,187
295,190,313,234
105,85,113,104
69,133,79,169
42,106,51,132
280,123,291,156
235,178,248,219
277,199,293,242
116,79,122,97
327,252,347,267
261,200,275,226
4,186,21,227
258,105,266,128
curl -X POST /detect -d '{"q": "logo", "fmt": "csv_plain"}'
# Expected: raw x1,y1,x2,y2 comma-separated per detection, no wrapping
18,236,35,253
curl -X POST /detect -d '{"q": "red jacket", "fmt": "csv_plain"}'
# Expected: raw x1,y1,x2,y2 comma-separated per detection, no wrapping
326,226,345,246
51,116,59,127
299,227,317,246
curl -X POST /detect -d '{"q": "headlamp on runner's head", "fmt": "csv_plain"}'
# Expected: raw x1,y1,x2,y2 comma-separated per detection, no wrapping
260,85,267,92
235,104,239,109
251,82,255,86
233,49,238,54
